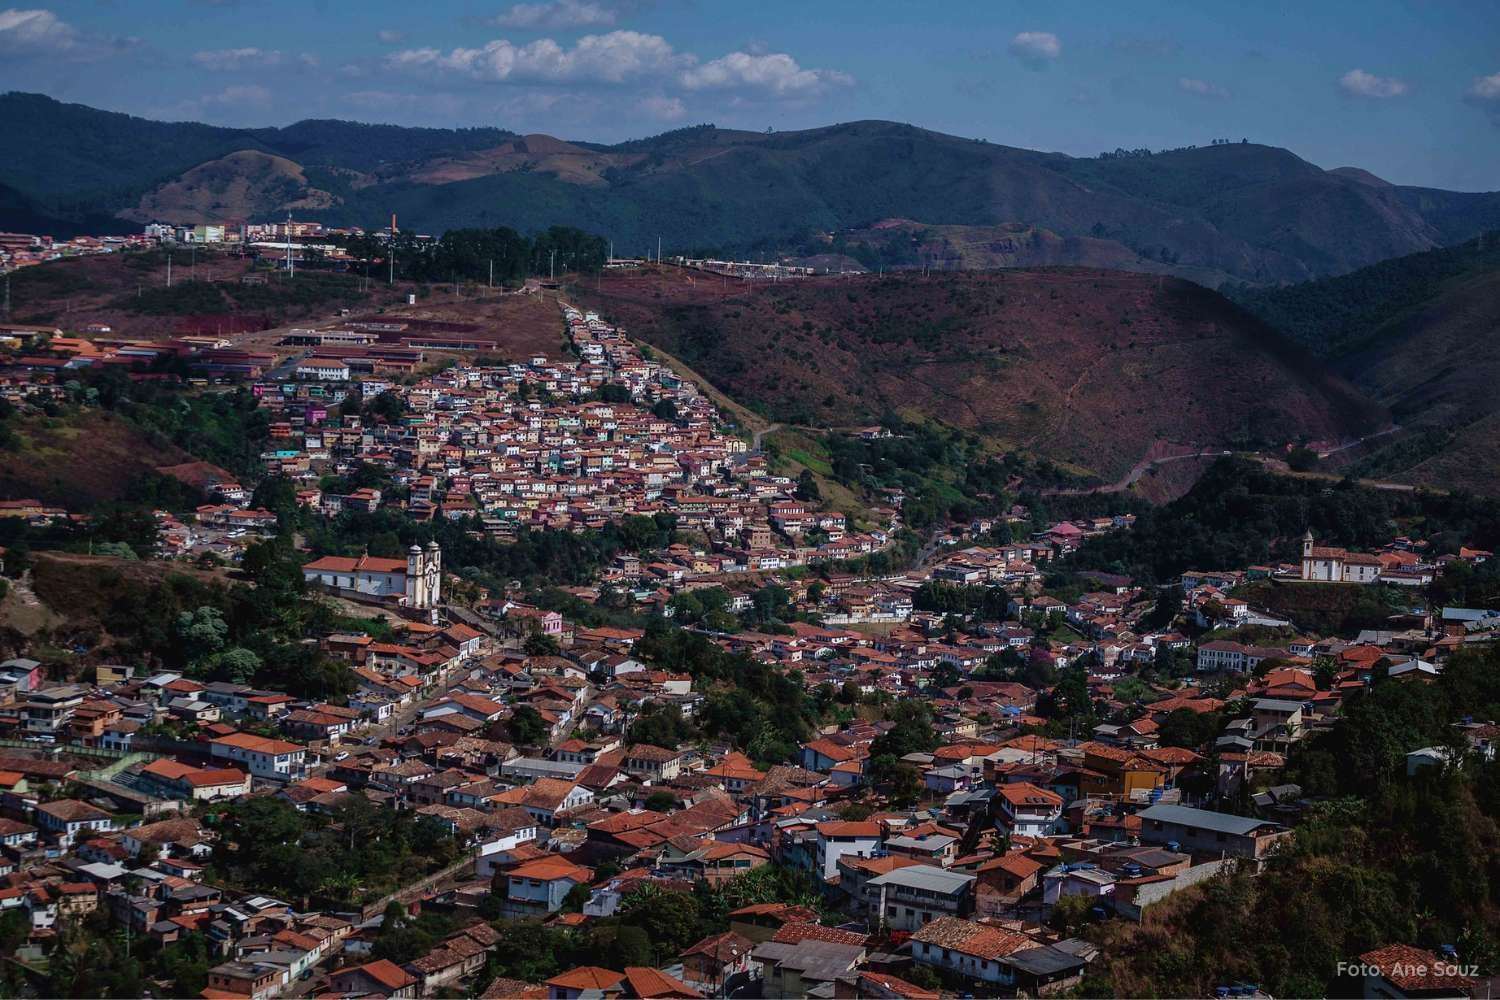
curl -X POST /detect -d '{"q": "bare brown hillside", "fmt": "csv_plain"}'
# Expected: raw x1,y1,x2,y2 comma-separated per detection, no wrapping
122,149,337,224
573,267,1386,480
0,411,192,508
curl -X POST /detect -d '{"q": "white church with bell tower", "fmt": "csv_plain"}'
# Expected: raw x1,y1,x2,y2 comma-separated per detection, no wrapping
406,541,442,608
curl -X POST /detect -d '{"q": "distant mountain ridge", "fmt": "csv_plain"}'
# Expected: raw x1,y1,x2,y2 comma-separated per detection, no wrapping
3,91,1499,284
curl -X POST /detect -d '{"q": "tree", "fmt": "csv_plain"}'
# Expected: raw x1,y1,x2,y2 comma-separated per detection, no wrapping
507,705,548,746
251,475,300,528
617,885,702,963
870,701,940,758
629,703,693,748
94,540,140,559
524,632,562,657
366,390,405,424
795,469,823,503
1048,894,1095,935
931,661,962,690
485,920,569,982
1112,676,1150,705
1142,586,1183,631
0,908,28,953
208,646,262,684
1157,708,1223,750
1287,446,1319,472
561,883,592,912
176,606,228,656
652,399,678,422
644,790,677,812
869,754,922,808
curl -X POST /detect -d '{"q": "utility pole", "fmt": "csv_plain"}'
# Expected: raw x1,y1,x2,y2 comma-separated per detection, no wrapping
167,253,172,288
2,271,9,317
549,249,556,280
657,236,662,263
488,259,493,289
286,212,294,278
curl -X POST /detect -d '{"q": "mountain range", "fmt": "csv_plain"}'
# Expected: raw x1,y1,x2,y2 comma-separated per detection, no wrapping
5,92,1500,286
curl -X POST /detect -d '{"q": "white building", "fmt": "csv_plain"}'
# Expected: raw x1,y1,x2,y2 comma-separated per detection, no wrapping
209,733,306,783
301,542,441,609
1301,532,1382,584
295,358,351,382
867,865,976,931
997,782,1065,838
814,821,882,879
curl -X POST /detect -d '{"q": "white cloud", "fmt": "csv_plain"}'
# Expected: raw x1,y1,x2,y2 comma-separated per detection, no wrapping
0,8,79,54
206,84,273,109
1465,72,1500,104
388,30,686,83
344,89,468,119
1009,31,1060,67
638,94,686,120
488,0,617,30
388,27,852,105
1178,76,1228,99
159,83,274,123
377,29,405,44
679,51,853,98
1339,68,1408,99
1467,71,1500,122
192,47,283,71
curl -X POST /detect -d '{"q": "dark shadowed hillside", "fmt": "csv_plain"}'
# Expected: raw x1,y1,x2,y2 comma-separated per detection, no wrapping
572,267,1385,481
1231,234,1500,495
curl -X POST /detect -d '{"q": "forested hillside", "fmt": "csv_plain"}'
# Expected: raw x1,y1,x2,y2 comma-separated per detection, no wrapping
1231,233,1500,494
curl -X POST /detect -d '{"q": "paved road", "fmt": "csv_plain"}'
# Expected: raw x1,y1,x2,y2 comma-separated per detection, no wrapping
750,422,895,452
1245,454,1424,494
913,531,945,568
751,423,782,451
264,349,310,381
1042,449,1232,497
1315,423,1402,458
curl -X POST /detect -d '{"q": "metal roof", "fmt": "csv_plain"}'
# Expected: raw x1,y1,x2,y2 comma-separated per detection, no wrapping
1138,803,1279,837
1004,945,1088,976
867,864,975,894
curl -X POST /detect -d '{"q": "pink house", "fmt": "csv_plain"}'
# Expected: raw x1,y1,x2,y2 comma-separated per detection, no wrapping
499,603,564,637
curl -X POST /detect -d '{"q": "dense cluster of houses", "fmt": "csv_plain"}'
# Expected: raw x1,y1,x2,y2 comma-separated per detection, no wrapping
4,234,1499,995
0,230,148,275
0,510,1489,998
101,301,895,585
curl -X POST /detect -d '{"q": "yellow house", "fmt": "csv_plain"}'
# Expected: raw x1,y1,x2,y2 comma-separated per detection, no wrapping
1080,742,1167,798
95,664,134,686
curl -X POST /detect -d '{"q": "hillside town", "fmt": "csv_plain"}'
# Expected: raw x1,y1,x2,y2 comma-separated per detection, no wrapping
0,273,1497,998
3,2,1500,994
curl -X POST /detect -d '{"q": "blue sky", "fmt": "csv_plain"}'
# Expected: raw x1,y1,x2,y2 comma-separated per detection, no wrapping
3,0,1498,189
